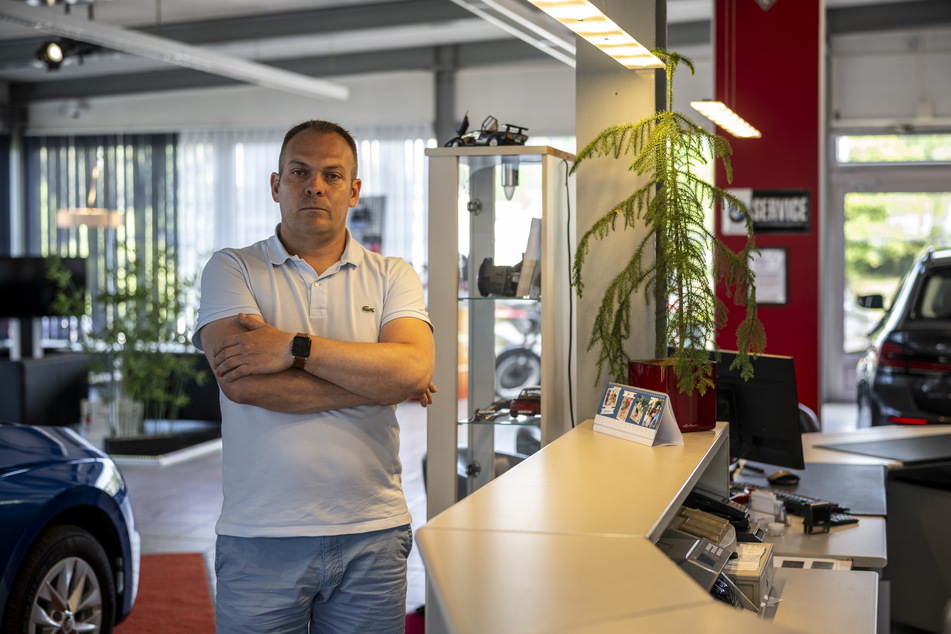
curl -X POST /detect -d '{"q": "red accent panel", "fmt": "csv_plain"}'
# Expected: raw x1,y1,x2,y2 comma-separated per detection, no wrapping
713,0,823,414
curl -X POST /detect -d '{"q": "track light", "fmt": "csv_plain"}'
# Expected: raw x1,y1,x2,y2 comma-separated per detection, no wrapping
36,39,64,70
35,38,101,71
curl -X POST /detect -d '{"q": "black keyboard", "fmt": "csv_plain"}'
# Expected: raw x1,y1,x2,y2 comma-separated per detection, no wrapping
733,481,859,526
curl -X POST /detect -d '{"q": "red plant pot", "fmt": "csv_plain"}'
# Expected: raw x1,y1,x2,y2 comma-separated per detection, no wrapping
628,359,717,433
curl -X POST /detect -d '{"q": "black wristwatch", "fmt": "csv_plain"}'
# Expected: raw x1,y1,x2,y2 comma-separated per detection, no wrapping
291,333,311,369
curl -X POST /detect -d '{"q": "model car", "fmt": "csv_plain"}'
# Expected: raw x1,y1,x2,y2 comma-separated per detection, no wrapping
0,422,140,632
855,247,951,426
445,115,529,147
509,386,541,418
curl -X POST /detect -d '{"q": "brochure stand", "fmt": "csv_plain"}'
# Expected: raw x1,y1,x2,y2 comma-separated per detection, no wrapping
593,382,684,447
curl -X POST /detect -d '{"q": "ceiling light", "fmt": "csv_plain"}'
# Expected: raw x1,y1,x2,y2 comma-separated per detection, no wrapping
690,100,762,138
525,0,663,69
36,39,64,69
0,1,349,101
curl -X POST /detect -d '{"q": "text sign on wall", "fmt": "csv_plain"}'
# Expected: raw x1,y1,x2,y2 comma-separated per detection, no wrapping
722,188,812,235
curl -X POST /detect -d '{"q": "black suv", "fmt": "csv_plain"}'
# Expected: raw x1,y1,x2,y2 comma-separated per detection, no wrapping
856,247,951,426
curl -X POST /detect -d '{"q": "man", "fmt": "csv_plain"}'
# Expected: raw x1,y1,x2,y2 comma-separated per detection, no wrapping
192,120,435,633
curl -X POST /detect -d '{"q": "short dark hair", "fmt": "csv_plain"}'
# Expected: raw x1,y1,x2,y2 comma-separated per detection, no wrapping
278,120,359,178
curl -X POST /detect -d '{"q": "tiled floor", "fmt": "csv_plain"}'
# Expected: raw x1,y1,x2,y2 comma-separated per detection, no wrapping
111,401,859,616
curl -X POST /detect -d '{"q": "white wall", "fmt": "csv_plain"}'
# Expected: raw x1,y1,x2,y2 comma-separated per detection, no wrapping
830,26,951,129
25,60,577,138
26,71,437,134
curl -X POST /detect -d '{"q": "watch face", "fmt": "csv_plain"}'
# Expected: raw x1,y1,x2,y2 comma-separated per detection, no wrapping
292,335,311,358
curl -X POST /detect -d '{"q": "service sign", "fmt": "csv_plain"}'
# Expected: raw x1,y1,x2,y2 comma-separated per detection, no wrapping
722,188,812,235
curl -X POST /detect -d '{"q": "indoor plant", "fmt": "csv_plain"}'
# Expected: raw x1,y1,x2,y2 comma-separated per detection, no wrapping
83,244,208,442
571,49,766,403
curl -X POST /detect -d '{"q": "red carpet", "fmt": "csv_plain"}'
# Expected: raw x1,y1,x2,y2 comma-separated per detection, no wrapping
115,552,215,634
117,552,422,633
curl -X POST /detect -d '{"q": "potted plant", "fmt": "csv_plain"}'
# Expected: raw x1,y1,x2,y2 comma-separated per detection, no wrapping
82,244,209,451
570,49,766,428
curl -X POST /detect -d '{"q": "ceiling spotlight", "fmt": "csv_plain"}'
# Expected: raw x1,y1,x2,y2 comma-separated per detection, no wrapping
37,39,65,70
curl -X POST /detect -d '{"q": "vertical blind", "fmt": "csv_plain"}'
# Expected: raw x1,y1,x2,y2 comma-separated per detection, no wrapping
22,126,435,345
176,125,434,284
24,133,179,343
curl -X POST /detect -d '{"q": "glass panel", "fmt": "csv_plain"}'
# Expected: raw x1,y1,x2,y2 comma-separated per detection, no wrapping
836,134,951,164
844,191,951,351
914,270,951,320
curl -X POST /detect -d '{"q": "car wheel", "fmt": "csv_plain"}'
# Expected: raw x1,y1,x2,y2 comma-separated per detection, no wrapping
488,137,499,146
1,524,116,634
495,348,541,400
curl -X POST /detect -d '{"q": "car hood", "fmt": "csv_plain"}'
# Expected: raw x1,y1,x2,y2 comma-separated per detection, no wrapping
0,423,104,472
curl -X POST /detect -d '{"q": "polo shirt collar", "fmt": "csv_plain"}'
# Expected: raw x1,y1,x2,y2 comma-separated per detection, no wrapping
265,225,363,269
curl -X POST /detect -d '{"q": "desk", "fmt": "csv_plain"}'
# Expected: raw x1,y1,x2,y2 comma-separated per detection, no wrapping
768,568,879,633
418,421,870,634
766,515,887,569
802,425,951,634
802,425,951,466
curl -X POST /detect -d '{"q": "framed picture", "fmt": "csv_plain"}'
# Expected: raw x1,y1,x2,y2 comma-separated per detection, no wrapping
750,247,788,305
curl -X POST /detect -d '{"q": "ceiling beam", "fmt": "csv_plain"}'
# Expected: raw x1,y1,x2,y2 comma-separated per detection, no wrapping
827,0,951,34
8,38,549,102
0,0,476,68
0,0,349,100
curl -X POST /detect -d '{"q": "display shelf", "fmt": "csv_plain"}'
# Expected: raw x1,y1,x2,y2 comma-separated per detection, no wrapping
425,145,575,518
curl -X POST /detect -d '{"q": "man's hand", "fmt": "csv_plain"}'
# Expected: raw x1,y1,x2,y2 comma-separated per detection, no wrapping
212,313,293,382
416,383,437,408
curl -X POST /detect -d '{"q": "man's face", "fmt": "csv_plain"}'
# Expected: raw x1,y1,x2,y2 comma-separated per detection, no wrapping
271,130,361,244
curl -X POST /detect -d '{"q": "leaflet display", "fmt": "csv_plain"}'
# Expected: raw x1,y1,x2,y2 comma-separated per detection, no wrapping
594,382,684,447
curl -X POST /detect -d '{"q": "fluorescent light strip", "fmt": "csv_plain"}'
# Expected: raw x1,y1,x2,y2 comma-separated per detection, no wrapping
0,1,349,101
527,0,663,69
449,0,576,67
690,100,762,138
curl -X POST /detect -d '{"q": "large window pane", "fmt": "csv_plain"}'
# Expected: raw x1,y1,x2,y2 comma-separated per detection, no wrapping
836,134,951,164
844,191,951,352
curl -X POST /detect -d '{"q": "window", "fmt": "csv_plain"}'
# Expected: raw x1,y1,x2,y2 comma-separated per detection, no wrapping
835,133,951,165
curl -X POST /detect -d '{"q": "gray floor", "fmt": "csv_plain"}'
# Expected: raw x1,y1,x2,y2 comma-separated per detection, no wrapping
112,401,859,616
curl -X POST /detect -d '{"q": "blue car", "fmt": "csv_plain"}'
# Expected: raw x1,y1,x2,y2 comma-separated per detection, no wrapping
0,423,140,633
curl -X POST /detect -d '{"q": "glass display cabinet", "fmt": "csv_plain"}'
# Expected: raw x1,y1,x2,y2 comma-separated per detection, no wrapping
425,145,576,518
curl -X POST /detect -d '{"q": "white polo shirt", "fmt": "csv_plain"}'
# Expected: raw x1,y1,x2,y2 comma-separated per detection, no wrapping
193,230,431,537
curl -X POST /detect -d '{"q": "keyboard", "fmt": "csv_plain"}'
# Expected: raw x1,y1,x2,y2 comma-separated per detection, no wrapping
732,482,859,526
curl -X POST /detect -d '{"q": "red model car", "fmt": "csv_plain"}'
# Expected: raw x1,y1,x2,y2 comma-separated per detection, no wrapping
509,386,541,417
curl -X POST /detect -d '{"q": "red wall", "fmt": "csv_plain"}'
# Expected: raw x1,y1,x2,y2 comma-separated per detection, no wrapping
713,0,822,413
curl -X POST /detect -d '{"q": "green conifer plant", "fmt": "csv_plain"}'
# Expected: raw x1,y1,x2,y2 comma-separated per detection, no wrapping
571,49,767,395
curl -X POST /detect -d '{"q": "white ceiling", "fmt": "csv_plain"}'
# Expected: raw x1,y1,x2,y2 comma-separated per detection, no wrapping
0,0,946,100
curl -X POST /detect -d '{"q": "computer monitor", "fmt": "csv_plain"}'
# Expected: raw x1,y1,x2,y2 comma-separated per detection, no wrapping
0,256,87,319
715,350,805,470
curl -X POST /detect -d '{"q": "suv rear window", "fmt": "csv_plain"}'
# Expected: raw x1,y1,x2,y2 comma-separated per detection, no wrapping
915,268,951,319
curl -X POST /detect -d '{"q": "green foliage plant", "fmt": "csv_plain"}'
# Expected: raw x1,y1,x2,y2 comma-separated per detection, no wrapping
86,244,207,432
45,254,87,318
570,49,766,396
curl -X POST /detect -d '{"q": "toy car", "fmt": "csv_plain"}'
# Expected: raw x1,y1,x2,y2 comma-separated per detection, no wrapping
509,386,541,417
445,115,529,147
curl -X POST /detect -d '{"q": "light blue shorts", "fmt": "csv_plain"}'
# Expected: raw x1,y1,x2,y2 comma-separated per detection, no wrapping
214,524,412,634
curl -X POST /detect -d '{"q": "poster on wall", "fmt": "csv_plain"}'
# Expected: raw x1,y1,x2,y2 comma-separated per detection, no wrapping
722,189,811,235
749,247,788,305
